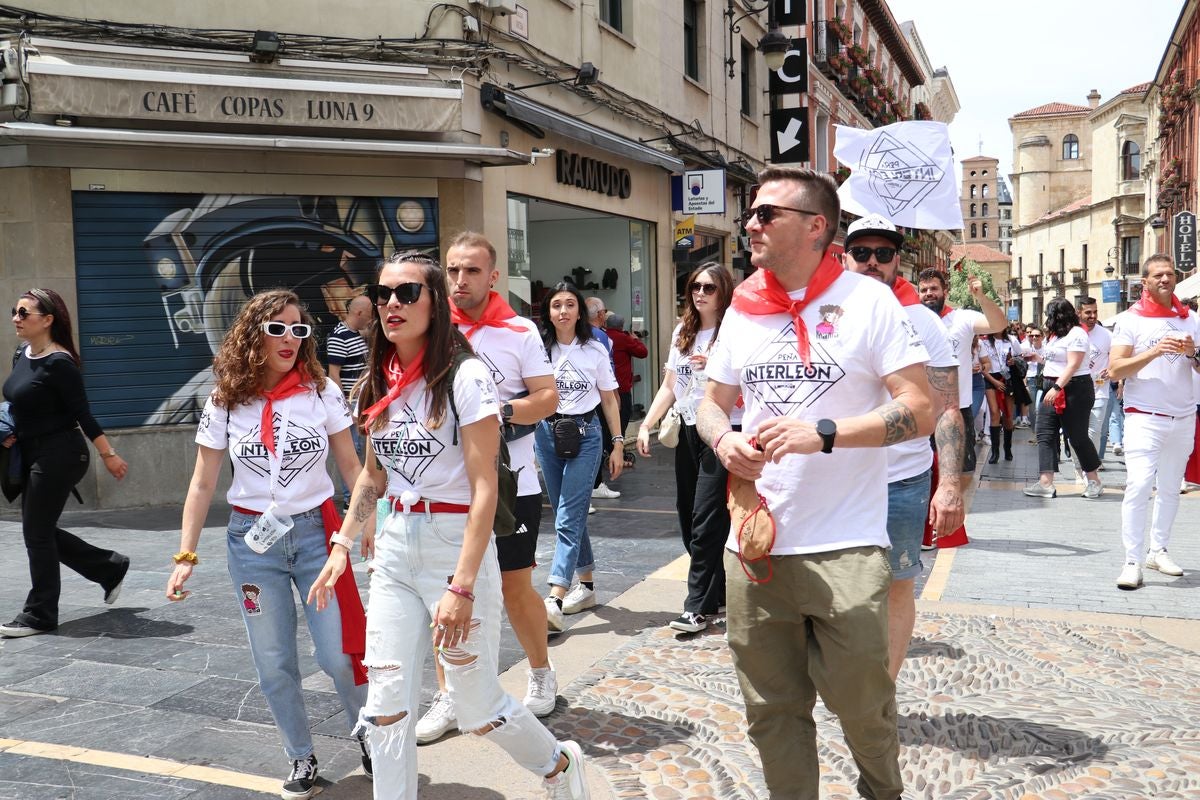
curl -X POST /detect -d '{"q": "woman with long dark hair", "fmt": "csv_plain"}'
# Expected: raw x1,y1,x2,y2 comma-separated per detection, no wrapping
308,255,591,799
534,282,623,631
167,289,368,799
636,263,737,633
1024,298,1103,499
1,288,130,638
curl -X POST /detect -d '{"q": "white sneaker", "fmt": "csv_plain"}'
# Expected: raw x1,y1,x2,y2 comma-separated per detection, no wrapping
561,584,597,615
1146,549,1184,576
1113,444,1124,456
1083,480,1104,499
543,740,590,799
414,691,457,744
1116,562,1143,590
591,483,621,499
524,665,558,717
545,596,565,632
588,505,596,515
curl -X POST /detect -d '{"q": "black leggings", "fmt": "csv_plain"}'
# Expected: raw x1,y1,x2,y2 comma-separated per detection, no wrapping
16,430,122,629
1035,375,1100,475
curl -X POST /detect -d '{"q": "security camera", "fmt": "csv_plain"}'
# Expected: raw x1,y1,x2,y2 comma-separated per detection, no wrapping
1,48,21,82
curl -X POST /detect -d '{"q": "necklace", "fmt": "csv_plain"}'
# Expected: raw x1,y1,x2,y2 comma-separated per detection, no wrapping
29,343,52,357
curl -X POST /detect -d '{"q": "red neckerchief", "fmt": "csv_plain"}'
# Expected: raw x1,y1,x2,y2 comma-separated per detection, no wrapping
938,303,954,319
451,291,525,339
892,276,920,307
260,369,308,456
319,499,367,685
1131,293,1190,319
731,253,843,367
362,347,426,428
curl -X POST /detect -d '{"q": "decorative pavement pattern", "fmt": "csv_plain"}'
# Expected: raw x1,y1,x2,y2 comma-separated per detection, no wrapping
548,612,1200,800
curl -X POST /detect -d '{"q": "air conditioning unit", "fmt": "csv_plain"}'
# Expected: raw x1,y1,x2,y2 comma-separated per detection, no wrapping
470,0,519,13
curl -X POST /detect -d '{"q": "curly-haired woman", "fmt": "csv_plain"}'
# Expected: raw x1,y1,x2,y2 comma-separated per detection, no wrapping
166,289,368,799
636,263,739,633
307,253,591,800
1,288,130,638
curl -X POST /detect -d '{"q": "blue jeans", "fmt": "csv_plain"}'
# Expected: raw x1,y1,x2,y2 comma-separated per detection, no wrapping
1104,388,1124,451
971,373,986,419
534,418,601,589
226,506,367,760
886,468,931,580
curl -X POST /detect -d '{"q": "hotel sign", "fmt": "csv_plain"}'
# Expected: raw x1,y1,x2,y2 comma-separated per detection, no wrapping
1174,210,1197,273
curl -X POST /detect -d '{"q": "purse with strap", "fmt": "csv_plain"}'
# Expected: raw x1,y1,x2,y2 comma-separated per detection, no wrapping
727,469,776,584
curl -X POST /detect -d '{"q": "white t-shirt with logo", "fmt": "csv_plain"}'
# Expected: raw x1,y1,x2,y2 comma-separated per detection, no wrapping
196,378,351,516
939,308,986,408
1042,326,1091,379
1085,323,1113,399
549,337,618,416
708,271,928,555
665,324,744,426
458,317,553,497
889,303,956,482
1021,342,1043,377
1112,310,1200,417
370,358,500,504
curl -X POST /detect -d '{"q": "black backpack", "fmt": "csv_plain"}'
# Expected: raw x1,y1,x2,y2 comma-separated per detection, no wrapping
446,352,520,538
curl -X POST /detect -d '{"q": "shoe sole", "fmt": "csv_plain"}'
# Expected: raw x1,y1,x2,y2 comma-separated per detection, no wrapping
525,696,557,717
668,622,706,633
555,740,591,800
1116,581,1142,590
415,726,454,745
104,556,131,605
562,598,597,615
280,778,321,799
1147,564,1184,577
1022,490,1056,498
0,625,53,638
547,615,564,632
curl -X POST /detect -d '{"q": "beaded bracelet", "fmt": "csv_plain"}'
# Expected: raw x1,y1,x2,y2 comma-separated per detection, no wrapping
447,583,475,602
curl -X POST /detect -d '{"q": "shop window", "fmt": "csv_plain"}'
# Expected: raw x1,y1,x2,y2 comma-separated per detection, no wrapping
740,38,755,115
684,0,702,81
1121,140,1141,180
1062,134,1079,160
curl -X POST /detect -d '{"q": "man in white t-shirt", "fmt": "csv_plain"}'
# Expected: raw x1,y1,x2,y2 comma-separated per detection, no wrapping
413,232,561,743
917,269,1008,492
1109,254,1200,589
843,214,963,681
698,166,934,799
1076,297,1113,479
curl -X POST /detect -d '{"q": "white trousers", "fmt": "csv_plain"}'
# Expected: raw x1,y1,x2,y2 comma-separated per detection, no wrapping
1121,412,1196,564
360,507,560,799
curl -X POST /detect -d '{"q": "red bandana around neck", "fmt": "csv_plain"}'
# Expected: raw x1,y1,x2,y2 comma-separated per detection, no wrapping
1131,293,1190,319
451,291,525,339
892,276,920,307
731,252,843,367
260,369,308,456
938,303,955,319
362,347,426,428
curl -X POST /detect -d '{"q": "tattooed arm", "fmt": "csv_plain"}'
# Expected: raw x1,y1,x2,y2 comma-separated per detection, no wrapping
927,364,965,536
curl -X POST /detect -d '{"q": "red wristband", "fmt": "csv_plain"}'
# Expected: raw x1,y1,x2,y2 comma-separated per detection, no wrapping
713,430,733,452
447,583,475,602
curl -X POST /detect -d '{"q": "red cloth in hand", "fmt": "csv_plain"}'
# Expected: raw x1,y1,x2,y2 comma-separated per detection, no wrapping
922,451,969,549
1052,385,1066,414
320,498,367,685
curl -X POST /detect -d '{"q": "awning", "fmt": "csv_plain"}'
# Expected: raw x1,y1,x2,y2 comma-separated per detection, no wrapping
0,122,535,166
481,83,684,172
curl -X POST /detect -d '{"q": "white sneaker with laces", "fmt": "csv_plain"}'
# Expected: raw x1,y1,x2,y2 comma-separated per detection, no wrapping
524,665,558,717
561,584,597,614
543,740,590,799
1116,562,1143,590
1147,549,1184,576
592,483,621,499
1083,480,1104,499
414,691,457,745
545,596,565,631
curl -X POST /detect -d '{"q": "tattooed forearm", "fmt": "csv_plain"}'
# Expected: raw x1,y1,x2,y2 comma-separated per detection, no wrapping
696,399,732,448
927,365,963,476
353,485,379,524
876,400,920,445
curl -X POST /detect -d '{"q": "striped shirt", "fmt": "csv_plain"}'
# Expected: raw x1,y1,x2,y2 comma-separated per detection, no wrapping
325,322,368,398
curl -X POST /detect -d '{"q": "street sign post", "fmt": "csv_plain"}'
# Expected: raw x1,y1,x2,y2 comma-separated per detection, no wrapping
767,37,808,95
1101,279,1121,304
769,106,809,163
682,170,726,214
1174,210,1196,273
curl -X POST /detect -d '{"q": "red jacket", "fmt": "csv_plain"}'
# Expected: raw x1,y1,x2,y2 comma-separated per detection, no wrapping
605,326,648,392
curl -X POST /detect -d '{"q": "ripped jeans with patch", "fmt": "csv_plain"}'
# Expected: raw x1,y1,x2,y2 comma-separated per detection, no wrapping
360,507,561,799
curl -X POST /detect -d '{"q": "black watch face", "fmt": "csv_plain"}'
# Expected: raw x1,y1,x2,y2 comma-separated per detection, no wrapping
817,419,836,437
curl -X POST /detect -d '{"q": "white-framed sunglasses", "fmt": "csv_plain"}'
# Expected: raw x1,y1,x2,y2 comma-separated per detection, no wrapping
262,321,312,339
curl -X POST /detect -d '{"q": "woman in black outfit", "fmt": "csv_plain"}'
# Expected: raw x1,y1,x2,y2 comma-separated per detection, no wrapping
1,288,130,637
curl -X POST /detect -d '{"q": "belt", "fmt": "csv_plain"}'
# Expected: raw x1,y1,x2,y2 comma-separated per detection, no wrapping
547,410,595,424
232,505,261,516
1125,407,1182,420
384,496,470,514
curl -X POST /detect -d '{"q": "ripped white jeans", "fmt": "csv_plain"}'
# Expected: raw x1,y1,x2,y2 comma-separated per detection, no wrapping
359,506,561,799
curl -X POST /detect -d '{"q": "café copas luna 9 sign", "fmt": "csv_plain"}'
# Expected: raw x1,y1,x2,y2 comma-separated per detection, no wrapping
1175,210,1197,273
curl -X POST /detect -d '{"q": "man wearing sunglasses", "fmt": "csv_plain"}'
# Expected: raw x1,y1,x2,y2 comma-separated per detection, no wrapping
698,167,935,799
843,214,964,683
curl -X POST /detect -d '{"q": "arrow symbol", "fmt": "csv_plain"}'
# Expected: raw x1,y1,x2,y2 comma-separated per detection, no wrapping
776,117,804,154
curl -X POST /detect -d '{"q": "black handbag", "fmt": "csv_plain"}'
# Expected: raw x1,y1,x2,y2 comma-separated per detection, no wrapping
551,417,584,459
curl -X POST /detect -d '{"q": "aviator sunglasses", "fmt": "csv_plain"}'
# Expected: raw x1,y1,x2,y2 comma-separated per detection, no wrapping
690,282,718,295
736,203,820,227
261,322,312,339
847,246,898,265
11,307,47,320
367,282,425,306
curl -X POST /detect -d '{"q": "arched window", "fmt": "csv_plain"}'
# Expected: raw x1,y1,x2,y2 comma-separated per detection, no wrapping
982,169,989,175
982,223,989,238
970,170,976,176
1063,134,1080,160
982,184,990,198
970,203,977,217
970,223,977,238
1121,140,1141,180
970,184,977,198
982,202,989,217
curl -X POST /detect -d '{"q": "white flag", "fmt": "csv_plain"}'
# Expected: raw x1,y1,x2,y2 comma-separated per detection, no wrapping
833,121,963,231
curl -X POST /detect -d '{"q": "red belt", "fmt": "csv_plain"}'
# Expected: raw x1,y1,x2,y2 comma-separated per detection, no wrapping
386,497,470,514
233,505,262,516
1125,407,1177,419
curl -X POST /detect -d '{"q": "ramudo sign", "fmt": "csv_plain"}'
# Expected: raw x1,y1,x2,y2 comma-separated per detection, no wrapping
555,149,632,199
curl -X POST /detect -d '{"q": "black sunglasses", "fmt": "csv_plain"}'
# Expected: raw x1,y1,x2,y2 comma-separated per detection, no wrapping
690,282,718,295
367,282,425,305
11,307,47,320
848,246,898,265
261,322,312,339
737,204,821,227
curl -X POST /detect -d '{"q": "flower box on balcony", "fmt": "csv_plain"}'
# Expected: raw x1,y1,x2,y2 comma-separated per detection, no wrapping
848,44,868,67
829,17,852,44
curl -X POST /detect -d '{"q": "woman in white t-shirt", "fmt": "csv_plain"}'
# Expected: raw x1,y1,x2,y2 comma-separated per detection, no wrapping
636,262,739,634
1025,298,1102,499
308,255,588,799
533,282,623,632
166,289,368,797
980,332,1015,463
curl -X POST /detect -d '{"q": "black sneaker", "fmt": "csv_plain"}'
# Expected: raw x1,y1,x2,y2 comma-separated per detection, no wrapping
357,732,373,779
0,619,54,638
281,754,318,799
103,555,131,605
668,612,708,633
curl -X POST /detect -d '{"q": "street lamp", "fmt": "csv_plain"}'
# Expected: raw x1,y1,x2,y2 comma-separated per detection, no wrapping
1105,246,1119,277
724,0,789,79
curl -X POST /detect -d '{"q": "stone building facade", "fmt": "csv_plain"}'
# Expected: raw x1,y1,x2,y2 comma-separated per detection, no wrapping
960,155,1001,251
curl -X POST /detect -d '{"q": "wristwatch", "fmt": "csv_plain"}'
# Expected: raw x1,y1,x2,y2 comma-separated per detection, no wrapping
501,402,514,422
816,418,837,454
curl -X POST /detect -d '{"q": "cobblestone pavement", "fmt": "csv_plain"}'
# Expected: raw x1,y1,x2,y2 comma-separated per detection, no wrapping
551,610,1200,800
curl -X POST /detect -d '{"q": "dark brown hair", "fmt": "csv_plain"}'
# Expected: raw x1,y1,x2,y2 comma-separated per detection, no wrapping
23,288,81,366
917,268,948,289
675,263,733,356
